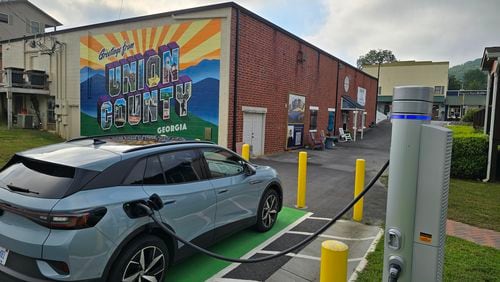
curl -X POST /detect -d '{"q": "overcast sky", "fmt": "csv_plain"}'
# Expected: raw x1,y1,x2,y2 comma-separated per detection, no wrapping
31,0,500,67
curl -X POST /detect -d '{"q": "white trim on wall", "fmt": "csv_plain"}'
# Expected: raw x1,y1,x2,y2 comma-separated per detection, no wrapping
242,106,268,113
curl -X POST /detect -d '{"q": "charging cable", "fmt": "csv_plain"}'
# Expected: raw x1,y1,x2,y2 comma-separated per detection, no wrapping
137,160,389,263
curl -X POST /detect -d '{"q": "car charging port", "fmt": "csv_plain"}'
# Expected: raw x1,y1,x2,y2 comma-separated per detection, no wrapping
123,200,150,218
388,256,404,282
123,194,164,219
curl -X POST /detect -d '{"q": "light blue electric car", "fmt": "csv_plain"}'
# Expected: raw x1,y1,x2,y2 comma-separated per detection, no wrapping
0,135,282,282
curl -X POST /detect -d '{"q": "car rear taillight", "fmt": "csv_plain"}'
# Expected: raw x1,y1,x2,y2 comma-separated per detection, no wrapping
0,202,106,229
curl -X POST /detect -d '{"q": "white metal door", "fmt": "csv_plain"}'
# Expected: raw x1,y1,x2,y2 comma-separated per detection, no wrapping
243,112,265,156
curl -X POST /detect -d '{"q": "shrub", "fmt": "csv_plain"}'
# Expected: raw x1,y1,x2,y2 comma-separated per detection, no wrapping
448,125,488,179
462,108,480,122
448,125,480,136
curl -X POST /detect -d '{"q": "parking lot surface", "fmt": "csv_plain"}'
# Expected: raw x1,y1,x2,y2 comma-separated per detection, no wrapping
203,122,391,281
255,121,391,224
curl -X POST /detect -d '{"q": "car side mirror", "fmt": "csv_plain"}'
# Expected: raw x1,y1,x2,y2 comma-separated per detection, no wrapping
244,163,256,176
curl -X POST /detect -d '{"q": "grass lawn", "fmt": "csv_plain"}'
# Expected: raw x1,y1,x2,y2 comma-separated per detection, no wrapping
356,235,500,281
0,126,63,166
357,176,500,280
448,179,500,232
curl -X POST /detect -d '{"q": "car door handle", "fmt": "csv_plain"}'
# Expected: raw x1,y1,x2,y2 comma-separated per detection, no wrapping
249,180,262,185
164,199,176,205
218,189,229,194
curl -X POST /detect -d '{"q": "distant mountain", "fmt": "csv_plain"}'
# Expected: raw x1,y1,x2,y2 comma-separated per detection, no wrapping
189,77,219,125
80,59,219,84
449,58,482,80
80,58,220,122
80,74,106,117
182,59,220,83
80,67,104,83
80,75,219,124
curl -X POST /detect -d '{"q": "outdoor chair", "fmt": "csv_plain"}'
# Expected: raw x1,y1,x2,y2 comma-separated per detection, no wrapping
339,128,352,142
309,131,325,150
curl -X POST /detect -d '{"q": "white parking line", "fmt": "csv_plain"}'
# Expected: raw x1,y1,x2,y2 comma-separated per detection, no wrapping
308,216,349,223
207,212,313,281
210,279,260,282
308,216,333,221
348,228,384,282
257,250,363,262
286,230,378,241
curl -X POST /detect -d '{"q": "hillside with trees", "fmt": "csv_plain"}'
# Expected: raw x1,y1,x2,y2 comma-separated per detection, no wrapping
448,58,487,90
449,58,482,80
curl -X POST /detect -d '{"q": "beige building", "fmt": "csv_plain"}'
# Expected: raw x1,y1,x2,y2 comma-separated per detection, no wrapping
0,0,61,41
363,60,449,119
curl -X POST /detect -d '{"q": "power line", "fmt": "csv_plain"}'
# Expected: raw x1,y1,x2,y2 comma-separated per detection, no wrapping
118,0,124,19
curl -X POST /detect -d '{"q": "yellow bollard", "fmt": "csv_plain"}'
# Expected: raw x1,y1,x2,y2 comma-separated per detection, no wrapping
242,143,250,161
296,151,307,208
320,240,348,282
353,159,365,222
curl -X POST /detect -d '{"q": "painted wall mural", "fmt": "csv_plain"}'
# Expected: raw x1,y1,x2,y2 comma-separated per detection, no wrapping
80,19,221,141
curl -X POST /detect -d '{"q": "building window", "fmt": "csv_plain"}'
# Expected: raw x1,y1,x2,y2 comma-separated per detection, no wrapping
378,86,382,95
434,86,444,95
309,106,318,131
47,97,56,124
448,106,462,119
26,20,43,34
0,13,9,24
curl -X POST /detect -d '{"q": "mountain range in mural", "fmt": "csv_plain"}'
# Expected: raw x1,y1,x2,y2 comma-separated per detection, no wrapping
80,59,220,126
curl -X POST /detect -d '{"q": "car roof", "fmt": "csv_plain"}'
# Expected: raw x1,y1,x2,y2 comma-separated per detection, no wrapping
18,135,216,171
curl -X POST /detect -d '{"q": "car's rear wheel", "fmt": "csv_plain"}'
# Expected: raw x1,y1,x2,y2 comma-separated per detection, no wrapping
255,189,280,232
109,235,169,282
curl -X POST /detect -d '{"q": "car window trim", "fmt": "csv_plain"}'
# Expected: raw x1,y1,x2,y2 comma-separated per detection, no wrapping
145,154,167,185
120,158,147,186
199,146,247,179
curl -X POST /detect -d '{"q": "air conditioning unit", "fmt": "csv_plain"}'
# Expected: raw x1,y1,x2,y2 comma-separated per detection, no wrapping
26,70,48,88
16,114,34,129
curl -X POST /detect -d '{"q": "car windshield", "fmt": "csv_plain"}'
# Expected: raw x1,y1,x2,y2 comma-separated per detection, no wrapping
0,155,75,199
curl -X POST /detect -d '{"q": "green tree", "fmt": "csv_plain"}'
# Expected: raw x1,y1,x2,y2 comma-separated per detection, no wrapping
357,49,397,69
463,69,487,90
448,75,462,90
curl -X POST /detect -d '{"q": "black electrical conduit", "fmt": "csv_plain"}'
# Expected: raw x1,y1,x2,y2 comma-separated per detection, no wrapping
138,160,389,263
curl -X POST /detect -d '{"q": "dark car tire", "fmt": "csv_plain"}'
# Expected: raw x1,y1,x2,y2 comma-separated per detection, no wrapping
108,235,169,282
255,189,281,232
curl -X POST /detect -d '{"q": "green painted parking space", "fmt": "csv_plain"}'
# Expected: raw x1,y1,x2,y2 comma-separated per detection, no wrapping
166,207,307,282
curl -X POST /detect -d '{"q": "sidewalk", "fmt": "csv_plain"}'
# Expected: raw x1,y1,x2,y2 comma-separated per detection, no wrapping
447,220,500,249
209,215,382,282
267,219,382,282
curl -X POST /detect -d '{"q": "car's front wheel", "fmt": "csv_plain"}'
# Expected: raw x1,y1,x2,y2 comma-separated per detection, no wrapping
255,189,280,232
109,235,169,282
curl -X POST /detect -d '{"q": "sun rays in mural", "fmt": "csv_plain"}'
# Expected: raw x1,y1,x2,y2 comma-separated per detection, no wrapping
80,19,221,70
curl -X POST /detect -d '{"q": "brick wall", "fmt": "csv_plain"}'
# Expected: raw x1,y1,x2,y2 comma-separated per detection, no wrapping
227,9,377,154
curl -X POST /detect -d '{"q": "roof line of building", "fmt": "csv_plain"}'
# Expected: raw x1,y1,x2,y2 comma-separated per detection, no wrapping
363,60,449,68
2,0,62,26
481,46,500,71
0,1,378,80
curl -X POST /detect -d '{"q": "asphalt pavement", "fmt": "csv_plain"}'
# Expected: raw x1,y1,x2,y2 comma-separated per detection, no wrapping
255,121,392,225
208,121,392,281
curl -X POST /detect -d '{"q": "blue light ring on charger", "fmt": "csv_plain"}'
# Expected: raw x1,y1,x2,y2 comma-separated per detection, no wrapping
391,114,431,121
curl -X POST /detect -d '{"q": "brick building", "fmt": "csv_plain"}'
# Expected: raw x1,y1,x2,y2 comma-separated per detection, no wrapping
0,2,377,155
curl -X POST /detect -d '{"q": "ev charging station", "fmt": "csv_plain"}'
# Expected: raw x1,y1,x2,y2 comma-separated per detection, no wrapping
383,86,453,282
